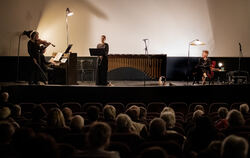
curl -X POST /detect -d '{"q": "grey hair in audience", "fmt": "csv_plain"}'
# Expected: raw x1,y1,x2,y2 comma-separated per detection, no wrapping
240,104,249,114
161,107,175,116
160,111,176,128
0,107,11,120
70,115,84,131
218,107,228,119
116,114,133,132
1,92,9,102
103,105,116,120
194,105,205,112
227,110,245,127
193,110,204,120
221,135,248,158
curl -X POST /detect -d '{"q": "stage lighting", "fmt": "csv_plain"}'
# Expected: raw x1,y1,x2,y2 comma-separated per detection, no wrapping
66,8,74,17
186,39,205,85
66,8,74,46
190,39,205,46
218,62,223,68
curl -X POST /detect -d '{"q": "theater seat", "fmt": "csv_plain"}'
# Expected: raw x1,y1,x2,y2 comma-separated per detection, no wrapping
209,102,229,113
106,102,125,114
147,102,167,113
126,102,146,109
169,102,188,115
111,133,143,150
62,102,81,113
108,142,132,158
19,102,36,113
82,102,103,112
40,102,60,112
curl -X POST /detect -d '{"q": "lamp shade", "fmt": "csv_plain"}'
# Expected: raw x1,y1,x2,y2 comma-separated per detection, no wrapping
190,39,205,46
66,8,74,16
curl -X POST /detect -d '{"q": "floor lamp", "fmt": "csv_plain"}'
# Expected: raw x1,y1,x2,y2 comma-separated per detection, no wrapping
66,8,74,46
186,39,205,85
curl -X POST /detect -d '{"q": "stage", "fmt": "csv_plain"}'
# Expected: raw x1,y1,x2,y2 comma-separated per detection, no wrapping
1,81,249,106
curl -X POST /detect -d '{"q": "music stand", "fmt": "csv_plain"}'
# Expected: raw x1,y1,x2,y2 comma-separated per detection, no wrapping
89,48,106,56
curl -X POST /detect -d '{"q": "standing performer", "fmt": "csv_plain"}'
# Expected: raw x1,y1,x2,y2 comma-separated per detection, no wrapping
26,31,54,85
96,35,109,85
193,50,211,85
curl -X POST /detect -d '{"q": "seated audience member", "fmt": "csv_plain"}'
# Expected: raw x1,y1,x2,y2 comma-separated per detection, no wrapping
0,107,19,128
115,114,134,134
0,92,14,110
239,104,250,119
193,110,204,120
30,104,47,129
126,105,147,137
148,118,166,140
103,105,116,122
26,133,59,158
62,107,73,127
198,141,222,158
184,116,217,153
227,110,245,128
103,105,117,130
185,110,204,134
161,107,175,116
194,105,205,113
76,122,120,158
0,121,15,145
70,115,84,133
215,107,229,131
138,146,168,158
11,104,28,125
47,108,68,128
160,112,176,133
86,106,100,125
139,107,147,124
221,135,248,158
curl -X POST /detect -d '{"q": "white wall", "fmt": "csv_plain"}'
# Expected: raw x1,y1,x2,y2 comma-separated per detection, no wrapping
0,0,249,57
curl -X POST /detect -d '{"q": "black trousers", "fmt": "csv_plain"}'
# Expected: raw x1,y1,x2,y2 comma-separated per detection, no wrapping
96,56,108,85
29,54,47,84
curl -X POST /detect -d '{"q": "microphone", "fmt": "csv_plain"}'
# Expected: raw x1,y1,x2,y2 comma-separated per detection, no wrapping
239,42,242,52
142,39,148,41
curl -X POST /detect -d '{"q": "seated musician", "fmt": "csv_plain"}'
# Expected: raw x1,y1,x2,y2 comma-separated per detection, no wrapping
193,50,211,85
26,30,54,85
96,35,110,86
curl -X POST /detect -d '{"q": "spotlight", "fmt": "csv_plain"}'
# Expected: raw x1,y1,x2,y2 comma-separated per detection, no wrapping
218,62,223,68
66,8,74,17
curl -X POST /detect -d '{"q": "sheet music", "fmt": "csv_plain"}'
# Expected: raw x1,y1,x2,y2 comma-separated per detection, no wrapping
54,52,63,62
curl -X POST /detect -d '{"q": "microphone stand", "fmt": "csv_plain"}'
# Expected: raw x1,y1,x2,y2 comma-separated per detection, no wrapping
16,33,23,83
143,39,149,87
186,43,191,86
238,43,243,72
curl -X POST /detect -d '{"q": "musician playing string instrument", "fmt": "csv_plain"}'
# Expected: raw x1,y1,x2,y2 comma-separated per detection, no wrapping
96,35,109,85
27,31,54,85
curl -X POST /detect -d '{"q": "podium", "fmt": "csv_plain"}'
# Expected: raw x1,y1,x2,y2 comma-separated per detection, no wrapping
48,53,77,85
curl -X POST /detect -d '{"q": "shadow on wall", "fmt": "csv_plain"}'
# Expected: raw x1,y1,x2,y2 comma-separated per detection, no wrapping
0,0,108,57
206,0,250,57
0,0,48,56
36,0,108,56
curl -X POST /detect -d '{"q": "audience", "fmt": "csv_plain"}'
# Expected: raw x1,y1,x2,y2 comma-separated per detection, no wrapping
76,122,120,158
138,146,168,158
86,106,100,125
221,135,248,158
239,104,250,119
226,109,245,128
70,115,84,133
215,107,229,131
160,112,176,133
116,113,134,134
47,108,67,128
62,107,73,127
149,118,166,140
1,94,250,158
0,92,14,110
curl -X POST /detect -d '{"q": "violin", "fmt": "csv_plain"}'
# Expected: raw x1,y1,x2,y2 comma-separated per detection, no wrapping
36,39,55,54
